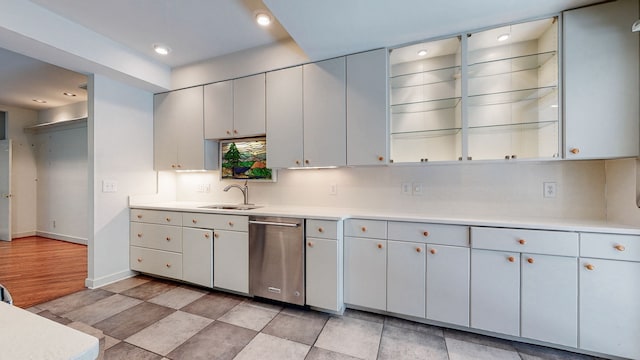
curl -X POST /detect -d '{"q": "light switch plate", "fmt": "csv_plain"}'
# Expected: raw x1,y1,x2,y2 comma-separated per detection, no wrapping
401,182,411,195
412,182,424,196
102,180,118,193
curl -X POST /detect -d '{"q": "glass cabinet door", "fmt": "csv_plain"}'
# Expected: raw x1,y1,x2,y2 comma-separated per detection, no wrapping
467,17,559,160
389,36,462,163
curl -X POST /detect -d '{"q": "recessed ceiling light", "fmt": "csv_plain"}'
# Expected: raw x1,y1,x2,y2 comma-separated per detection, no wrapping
32,99,47,104
417,50,428,56
255,12,272,26
63,92,76,97
551,104,559,108
497,33,510,42
153,44,171,55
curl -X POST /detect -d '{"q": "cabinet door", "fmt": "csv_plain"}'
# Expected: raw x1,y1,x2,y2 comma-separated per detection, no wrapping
182,227,213,287
347,49,388,166
564,0,639,159
213,230,249,293
153,91,179,170
580,258,640,359
426,245,469,326
234,73,265,137
344,236,386,311
174,86,206,170
204,80,234,139
521,254,577,347
303,57,346,167
306,237,341,311
470,249,520,336
266,66,304,168
387,240,425,318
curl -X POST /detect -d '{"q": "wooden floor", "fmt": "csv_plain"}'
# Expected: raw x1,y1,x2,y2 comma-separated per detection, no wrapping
0,236,87,308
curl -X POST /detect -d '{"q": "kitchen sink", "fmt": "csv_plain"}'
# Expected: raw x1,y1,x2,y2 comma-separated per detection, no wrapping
198,204,262,211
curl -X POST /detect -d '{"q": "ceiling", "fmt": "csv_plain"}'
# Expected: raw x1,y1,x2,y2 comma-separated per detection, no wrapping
0,0,604,111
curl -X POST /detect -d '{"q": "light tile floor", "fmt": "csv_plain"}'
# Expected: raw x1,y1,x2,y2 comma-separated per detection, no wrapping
27,276,604,360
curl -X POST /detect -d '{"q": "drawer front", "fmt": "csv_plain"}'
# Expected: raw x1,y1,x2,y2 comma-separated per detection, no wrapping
345,219,387,239
471,227,578,257
183,213,248,231
130,223,183,252
307,219,340,239
130,246,182,280
581,232,640,262
130,209,183,226
388,221,469,246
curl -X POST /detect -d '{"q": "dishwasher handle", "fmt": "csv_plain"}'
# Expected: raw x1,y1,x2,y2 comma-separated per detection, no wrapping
249,220,300,227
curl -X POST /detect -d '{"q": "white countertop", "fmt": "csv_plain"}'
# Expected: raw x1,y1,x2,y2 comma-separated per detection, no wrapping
0,302,99,360
129,201,640,235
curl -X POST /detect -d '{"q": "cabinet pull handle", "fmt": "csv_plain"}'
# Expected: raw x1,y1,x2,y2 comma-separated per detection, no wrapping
318,227,324,233
166,263,171,268
204,233,210,239
518,239,526,245
137,233,142,238
137,214,143,219
423,231,429,237
378,156,384,162
570,148,580,154
508,256,515,263
377,243,383,249
214,233,219,238
295,160,300,165
233,130,238,134
308,241,313,247
416,247,422,253
527,257,534,264
176,164,182,169
137,257,142,262
361,226,367,233
171,164,176,169
165,217,171,222
585,263,595,271
166,237,171,241
228,221,234,226
226,130,231,135
614,244,626,252
430,248,437,255
305,159,310,165
192,219,197,224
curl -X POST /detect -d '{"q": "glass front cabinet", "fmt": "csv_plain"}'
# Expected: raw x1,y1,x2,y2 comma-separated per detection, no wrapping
389,17,559,163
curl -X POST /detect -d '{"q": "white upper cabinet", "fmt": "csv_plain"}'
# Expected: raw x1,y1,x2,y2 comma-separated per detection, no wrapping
347,49,389,166
564,0,639,159
266,66,304,168
303,57,347,167
204,74,266,139
154,86,217,171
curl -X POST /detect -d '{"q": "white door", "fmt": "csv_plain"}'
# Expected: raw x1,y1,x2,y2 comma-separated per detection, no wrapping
426,245,470,326
183,227,213,288
387,240,425,318
344,236,386,311
213,230,249,293
0,139,11,241
306,237,339,311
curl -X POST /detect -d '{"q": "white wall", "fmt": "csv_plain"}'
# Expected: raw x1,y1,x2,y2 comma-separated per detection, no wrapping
2,104,38,238
605,158,640,226
175,160,607,221
87,74,156,288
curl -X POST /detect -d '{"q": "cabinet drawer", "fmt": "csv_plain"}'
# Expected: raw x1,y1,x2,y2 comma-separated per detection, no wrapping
130,246,182,280
345,219,387,239
130,209,183,226
183,213,248,231
388,221,469,246
307,219,341,239
130,223,182,252
471,227,578,256
580,232,640,262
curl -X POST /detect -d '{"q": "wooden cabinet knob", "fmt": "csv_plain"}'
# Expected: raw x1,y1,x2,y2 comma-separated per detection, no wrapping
137,214,143,219
430,248,437,254
137,257,142,262
295,160,300,165
422,231,429,237
527,257,534,264
518,239,526,245
361,226,367,232
307,241,313,247
570,148,580,154
318,227,324,233
226,130,231,135
228,221,234,226
305,160,310,164
585,263,595,271
377,243,383,249
137,233,142,238
177,164,182,168
192,219,197,224
233,129,238,134
171,164,176,169
614,244,626,252
378,156,384,162
166,237,171,241
166,263,171,268
166,217,171,222
204,233,210,239
508,256,515,263
214,233,219,238
416,247,422,253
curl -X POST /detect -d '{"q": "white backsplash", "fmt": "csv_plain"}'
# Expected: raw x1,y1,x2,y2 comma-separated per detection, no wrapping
171,160,607,221
605,158,640,226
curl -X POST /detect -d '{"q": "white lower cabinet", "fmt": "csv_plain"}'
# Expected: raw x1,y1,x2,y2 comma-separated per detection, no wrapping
213,229,249,294
426,244,469,326
470,249,520,336
521,253,577,347
387,240,425,318
579,258,640,359
182,227,213,288
344,236,387,311
306,237,341,311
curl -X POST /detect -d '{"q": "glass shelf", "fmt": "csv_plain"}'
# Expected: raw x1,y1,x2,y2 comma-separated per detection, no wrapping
391,66,461,88
468,51,556,78
391,97,461,114
391,127,461,139
468,120,558,132
467,86,557,106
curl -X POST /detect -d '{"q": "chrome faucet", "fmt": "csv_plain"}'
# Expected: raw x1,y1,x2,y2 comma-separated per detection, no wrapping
224,180,250,205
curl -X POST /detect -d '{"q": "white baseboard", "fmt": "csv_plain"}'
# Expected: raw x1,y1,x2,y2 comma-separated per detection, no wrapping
85,269,138,289
36,231,88,245
12,231,36,239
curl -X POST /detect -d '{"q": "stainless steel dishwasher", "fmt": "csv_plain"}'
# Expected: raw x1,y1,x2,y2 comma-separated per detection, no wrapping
249,216,305,305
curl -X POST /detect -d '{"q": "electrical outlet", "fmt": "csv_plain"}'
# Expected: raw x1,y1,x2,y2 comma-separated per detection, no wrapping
329,183,337,195
412,182,424,196
543,182,557,198
401,182,411,195
196,183,211,193
52,220,56,229
102,180,118,193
